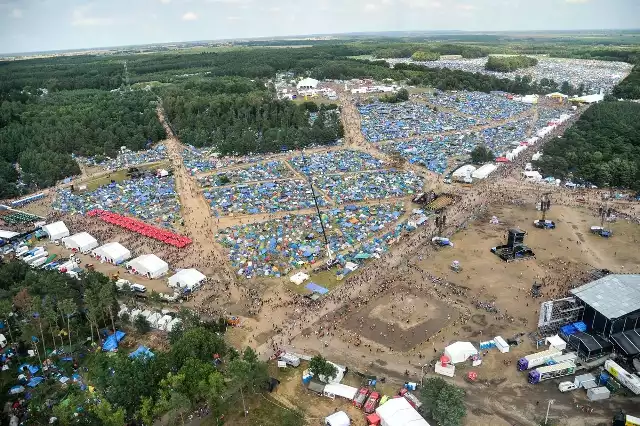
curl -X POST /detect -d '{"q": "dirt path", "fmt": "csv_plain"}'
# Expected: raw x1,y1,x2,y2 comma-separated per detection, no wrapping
156,105,232,279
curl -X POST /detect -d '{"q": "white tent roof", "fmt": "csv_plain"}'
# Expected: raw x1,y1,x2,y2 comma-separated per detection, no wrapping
127,254,169,277
147,312,162,327
452,165,476,177
93,242,131,263
63,232,98,250
157,315,173,329
472,164,497,180
0,230,19,239
166,318,182,332
444,341,478,364
323,383,358,400
168,269,206,289
297,77,319,88
375,397,430,426
42,221,69,240
325,411,350,426
290,271,309,285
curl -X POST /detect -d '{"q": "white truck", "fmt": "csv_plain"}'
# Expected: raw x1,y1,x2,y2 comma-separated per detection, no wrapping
604,360,640,395
558,381,578,392
517,348,562,370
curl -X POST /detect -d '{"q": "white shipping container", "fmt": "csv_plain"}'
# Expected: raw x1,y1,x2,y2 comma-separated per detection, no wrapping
586,387,610,401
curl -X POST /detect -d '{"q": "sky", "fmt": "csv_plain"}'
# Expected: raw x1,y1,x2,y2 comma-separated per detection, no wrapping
0,0,639,53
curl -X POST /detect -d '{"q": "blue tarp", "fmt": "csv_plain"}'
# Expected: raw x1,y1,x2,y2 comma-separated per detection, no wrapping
129,345,155,359
102,330,126,351
18,364,40,374
27,377,44,388
305,282,329,295
9,385,25,395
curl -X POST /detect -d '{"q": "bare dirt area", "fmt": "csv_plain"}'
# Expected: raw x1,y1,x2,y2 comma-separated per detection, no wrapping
344,290,456,351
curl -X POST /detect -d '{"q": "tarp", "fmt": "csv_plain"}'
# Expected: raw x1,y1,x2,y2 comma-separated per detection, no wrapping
305,282,329,295
27,377,44,388
375,397,430,426
102,330,126,351
18,364,39,375
129,345,155,359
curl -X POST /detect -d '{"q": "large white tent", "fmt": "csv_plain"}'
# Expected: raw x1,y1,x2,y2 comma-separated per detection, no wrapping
126,254,169,279
325,411,350,426
444,341,478,364
42,221,69,241
168,268,206,290
92,242,131,265
63,232,98,253
375,397,430,426
0,230,19,239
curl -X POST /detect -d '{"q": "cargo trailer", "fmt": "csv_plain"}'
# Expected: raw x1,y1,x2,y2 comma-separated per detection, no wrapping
528,361,576,384
604,360,640,395
517,348,562,370
547,352,577,365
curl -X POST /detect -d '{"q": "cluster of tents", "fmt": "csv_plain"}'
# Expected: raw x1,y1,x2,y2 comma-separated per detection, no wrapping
87,209,192,248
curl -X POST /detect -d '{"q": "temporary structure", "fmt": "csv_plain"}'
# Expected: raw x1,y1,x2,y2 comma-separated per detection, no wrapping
147,312,162,328
472,164,497,180
325,411,350,426
168,269,206,290
290,271,309,285
157,315,173,331
92,242,131,265
323,383,358,400
375,396,430,426
166,318,182,332
63,232,98,253
126,254,169,278
444,342,479,364
0,230,19,239
42,221,69,241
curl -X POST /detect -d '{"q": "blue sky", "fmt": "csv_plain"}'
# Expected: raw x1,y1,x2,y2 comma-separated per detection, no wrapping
1,0,638,53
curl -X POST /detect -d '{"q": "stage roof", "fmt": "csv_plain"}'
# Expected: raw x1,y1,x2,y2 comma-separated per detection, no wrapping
570,274,640,320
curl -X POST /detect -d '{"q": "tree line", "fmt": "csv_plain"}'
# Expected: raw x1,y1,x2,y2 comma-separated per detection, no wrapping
160,79,343,155
0,260,304,426
0,89,165,198
535,101,640,190
485,55,539,72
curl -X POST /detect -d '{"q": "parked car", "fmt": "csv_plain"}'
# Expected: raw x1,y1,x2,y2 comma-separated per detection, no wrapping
558,381,578,392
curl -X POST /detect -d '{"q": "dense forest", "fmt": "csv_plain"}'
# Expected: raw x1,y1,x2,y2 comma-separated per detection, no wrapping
0,260,304,426
0,90,165,197
160,78,343,155
535,101,640,190
485,55,538,72
613,65,640,99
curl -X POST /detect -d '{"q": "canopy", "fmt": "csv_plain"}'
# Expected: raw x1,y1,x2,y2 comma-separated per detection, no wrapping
126,254,169,278
63,232,98,252
290,271,309,285
102,330,125,351
375,397,430,426
92,242,131,264
168,268,206,289
42,221,69,240
166,317,182,332
87,209,191,248
444,341,478,364
325,411,350,426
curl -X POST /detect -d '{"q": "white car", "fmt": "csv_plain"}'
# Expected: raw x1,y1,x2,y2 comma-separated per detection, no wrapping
558,381,578,392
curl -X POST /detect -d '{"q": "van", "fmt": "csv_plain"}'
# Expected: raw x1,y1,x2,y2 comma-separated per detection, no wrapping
558,381,578,392
279,353,300,367
131,284,147,293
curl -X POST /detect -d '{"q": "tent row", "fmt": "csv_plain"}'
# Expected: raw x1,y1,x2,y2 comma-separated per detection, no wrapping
87,209,192,248
119,306,181,332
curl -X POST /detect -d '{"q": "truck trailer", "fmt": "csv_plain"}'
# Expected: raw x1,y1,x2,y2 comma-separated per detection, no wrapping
528,361,576,384
604,360,640,395
547,352,578,365
518,348,563,370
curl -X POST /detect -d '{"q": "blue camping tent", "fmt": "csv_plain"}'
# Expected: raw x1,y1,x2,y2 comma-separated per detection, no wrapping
18,364,40,375
27,377,44,388
102,330,126,351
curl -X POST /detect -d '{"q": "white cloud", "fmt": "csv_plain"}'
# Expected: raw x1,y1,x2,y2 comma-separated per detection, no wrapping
456,3,476,10
71,6,114,27
565,0,589,3
226,16,241,20
208,0,252,3
364,3,377,12
10,8,22,18
159,0,171,4
182,11,198,20
401,0,441,9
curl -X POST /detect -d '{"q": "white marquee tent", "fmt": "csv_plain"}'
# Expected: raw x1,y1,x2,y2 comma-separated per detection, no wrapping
92,242,131,265
126,254,169,279
375,397,430,426
42,221,69,241
325,411,350,426
63,232,98,253
0,230,19,239
444,341,478,364
297,77,319,90
168,269,206,290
